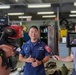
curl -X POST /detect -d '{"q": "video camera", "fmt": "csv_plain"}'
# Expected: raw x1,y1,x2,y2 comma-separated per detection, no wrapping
0,25,23,46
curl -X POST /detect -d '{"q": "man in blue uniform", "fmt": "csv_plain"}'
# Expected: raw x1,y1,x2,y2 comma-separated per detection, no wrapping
19,26,51,75
52,47,76,75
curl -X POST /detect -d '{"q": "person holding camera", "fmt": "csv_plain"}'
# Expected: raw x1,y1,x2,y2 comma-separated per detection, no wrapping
0,44,15,75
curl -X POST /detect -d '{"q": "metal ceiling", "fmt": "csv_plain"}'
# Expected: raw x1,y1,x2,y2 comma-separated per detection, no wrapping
0,0,76,20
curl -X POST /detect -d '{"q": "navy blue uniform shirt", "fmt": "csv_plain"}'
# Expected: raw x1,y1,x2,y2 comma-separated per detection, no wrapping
20,39,50,75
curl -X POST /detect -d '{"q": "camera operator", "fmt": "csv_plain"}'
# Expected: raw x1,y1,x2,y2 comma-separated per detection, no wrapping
0,25,22,75
0,44,15,75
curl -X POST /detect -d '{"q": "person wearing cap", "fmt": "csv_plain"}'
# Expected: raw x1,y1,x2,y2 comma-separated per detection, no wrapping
19,26,51,75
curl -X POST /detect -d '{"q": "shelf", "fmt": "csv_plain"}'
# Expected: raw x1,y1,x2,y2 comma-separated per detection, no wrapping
40,26,48,44
40,37,47,38
40,33,47,36
40,38,47,40
41,39,47,44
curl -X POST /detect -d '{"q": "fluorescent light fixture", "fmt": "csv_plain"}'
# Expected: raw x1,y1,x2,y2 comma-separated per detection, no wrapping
42,15,56,18
69,14,76,17
18,16,32,18
0,5,10,9
15,0,19,2
8,13,24,15
74,2,76,6
71,10,76,13
37,11,54,14
28,3,51,8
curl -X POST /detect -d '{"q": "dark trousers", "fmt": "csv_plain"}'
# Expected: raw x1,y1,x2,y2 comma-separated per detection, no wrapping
72,69,76,75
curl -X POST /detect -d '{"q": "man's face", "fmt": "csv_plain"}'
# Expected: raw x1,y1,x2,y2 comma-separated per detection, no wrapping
29,28,39,41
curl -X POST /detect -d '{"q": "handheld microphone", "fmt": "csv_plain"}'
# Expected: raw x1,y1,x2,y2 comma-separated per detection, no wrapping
44,45,52,53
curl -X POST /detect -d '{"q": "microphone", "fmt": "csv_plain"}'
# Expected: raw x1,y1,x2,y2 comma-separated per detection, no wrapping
44,45,52,53
44,45,55,56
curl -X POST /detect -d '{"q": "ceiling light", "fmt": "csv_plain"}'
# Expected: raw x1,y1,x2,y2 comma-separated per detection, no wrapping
69,14,76,17
71,11,76,13
37,11,54,14
42,15,56,18
74,2,76,6
27,3,51,8
8,13,24,15
15,0,19,2
0,5,10,9
18,16,32,18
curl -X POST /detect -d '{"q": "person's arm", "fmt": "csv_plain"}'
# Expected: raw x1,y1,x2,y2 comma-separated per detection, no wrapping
19,54,35,63
59,54,74,62
52,54,74,62
0,44,14,57
0,44,14,50
0,57,2,66
41,55,50,63
19,54,26,62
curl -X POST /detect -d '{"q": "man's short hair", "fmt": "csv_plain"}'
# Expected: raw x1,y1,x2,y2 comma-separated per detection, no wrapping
30,26,38,30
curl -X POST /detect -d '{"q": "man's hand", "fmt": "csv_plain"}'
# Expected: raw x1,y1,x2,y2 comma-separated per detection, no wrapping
31,59,42,67
52,55,61,61
26,55,35,63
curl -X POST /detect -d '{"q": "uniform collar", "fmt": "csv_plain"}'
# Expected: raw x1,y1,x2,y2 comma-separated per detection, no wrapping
27,39,41,45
